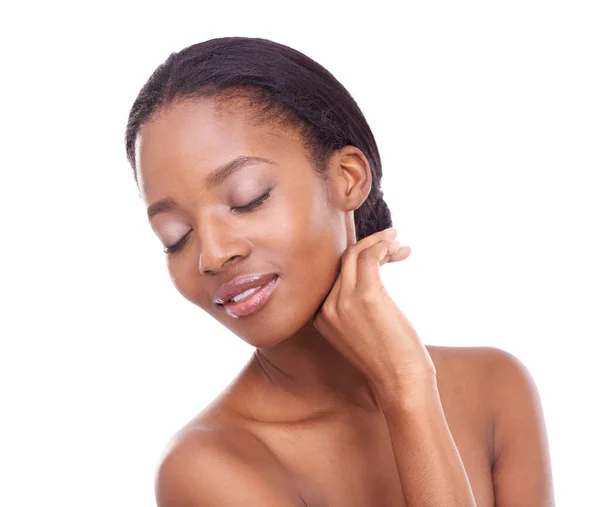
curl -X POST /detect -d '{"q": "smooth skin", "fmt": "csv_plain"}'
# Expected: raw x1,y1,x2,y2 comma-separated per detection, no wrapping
136,96,555,506
312,228,478,505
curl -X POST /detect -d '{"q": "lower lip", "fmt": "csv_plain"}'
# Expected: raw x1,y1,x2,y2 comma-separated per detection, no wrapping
222,275,280,319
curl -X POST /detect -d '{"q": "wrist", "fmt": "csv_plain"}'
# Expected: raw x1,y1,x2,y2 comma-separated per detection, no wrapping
372,372,441,414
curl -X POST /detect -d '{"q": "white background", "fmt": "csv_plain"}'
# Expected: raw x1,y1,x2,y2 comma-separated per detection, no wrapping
1,1,598,505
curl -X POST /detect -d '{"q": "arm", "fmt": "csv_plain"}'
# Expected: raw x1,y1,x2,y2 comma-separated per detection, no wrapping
155,430,305,507
375,375,478,507
309,231,552,505
488,348,556,506
310,229,478,505
375,346,557,507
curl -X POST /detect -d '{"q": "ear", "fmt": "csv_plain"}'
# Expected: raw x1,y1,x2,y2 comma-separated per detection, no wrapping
327,145,372,212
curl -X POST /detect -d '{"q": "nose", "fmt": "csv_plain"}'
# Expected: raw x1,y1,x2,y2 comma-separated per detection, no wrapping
196,216,247,274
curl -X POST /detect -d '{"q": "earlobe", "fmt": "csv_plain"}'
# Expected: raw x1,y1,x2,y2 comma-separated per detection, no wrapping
337,147,372,212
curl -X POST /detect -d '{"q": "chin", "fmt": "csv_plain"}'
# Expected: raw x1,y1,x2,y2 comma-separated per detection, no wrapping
223,298,321,349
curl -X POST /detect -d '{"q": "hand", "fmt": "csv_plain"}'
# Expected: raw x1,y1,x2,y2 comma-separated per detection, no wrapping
311,228,436,397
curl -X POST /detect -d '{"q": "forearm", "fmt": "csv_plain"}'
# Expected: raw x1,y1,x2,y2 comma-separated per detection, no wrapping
376,379,478,507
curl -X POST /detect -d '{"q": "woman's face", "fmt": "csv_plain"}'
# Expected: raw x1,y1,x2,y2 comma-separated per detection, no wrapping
135,97,354,348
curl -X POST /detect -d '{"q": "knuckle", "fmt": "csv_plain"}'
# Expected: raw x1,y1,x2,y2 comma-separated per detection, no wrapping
337,296,353,315
358,283,386,303
358,289,381,305
356,248,372,262
321,301,337,319
343,243,358,256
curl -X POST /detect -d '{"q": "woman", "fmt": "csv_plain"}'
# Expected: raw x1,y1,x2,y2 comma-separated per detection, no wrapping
125,37,555,506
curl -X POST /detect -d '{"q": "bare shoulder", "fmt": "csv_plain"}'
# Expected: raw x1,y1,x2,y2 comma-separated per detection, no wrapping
425,344,532,403
428,345,556,504
427,344,538,389
426,344,512,380
155,424,305,507
424,346,515,458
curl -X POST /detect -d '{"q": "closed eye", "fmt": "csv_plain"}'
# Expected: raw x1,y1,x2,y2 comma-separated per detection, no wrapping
163,188,273,255
163,230,192,255
232,188,272,213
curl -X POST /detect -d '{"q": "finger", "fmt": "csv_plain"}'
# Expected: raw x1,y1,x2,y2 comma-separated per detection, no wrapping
314,261,343,318
339,228,397,293
355,239,403,295
389,245,411,262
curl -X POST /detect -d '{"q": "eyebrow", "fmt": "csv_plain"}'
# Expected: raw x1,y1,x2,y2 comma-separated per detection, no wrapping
146,155,278,221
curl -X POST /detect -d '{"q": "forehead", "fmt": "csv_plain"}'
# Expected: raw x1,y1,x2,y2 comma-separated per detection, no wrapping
135,97,307,203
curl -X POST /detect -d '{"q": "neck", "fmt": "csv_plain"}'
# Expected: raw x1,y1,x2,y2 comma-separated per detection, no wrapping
250,321,381,413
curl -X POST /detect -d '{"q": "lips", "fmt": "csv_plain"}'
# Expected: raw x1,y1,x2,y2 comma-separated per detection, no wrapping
214,272,278,305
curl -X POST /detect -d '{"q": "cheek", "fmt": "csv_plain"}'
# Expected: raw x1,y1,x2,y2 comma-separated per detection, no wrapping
268,190,330,264
167,260,204,307
275,187,343,298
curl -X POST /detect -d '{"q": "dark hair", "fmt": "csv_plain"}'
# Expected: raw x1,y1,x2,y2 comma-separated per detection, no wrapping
125,36,392,241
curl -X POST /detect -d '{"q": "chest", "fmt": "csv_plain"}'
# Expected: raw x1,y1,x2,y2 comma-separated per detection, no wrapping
249,393,495,507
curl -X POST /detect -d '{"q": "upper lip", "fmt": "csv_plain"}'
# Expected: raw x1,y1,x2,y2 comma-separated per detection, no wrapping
214,272,278,304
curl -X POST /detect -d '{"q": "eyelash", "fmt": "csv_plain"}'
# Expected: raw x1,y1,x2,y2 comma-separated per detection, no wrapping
163,189,273,255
